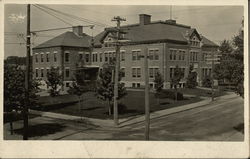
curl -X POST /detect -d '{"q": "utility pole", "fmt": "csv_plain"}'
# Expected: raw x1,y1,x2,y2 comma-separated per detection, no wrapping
24,4,31,140
144,47,150,140
170,5,172,20
112,16,126,126
211,51,214,101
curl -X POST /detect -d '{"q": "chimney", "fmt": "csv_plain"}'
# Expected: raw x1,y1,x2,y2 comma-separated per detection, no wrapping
139,14,151,25
165,19,176,24
73,25,83,36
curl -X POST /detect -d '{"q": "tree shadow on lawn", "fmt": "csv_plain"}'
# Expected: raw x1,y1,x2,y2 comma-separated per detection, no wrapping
13,123,66,138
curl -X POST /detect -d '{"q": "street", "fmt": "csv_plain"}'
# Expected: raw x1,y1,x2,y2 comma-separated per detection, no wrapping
4,94,244,141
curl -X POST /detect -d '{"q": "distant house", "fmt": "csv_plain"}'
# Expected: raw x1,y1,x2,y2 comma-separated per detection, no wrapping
33,14,219,91
93,14,218,89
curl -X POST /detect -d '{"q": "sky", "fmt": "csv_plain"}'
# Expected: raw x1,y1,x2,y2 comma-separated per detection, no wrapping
4,4,243,58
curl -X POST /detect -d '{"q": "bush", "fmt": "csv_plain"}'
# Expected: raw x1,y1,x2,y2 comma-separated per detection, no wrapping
157,89,184,100
111,103,127,114
202,76,212,88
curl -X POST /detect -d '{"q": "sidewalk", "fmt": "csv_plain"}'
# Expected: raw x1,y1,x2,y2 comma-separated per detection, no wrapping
30,92,238,128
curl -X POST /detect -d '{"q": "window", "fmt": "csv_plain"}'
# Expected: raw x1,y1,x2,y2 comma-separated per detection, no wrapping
132,68,141,78
154,50,159,60
35,54,38,63
182,51,185,60
149,49,159,60
35,69,38,77
85,53,90,62
65,68,70,78
137,68,141,77
173,50,176,60
137,83,140,88
170,50,173,60
154,68,159,77
92,53,96,62
190,51,198,62
178,51,182,60
41,53,44,63
191,36,200,47
149,50,154,60
109,52,113,62
132,68,137,77
79,52,83,60
132,83,136,88
46,68,50,77
132,50,141,61
41,68,44,77
132,51,137,61
149,68,154,78
121,68,125,77
121,51,125,61
54,52,57,62
66,82,70,87
65,52,69,62
46,53,49,62
100,53,102,62
104,52,108,62
181,68,185,78
92,53,95,62
150,83,154,89
170,68,173,79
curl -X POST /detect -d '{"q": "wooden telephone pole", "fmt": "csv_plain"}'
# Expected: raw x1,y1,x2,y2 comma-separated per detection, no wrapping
144,47,150,140
24,4,31,140
112,16,126,126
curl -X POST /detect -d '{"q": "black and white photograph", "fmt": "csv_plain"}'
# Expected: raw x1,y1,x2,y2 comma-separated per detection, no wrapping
1,0,249,158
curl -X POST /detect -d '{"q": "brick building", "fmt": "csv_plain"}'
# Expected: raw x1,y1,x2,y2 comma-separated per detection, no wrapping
32,26,94,90
33,14,218,91
93,14,218,89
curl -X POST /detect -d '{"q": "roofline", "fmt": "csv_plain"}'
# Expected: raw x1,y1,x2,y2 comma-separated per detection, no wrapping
33,45,91,50
94,39,188,47
105,20,191,30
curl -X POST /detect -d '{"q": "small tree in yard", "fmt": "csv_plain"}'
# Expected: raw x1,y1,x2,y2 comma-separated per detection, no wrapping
186,65,197,89
4,64,40,134
67,70,92,117
202,76,212,88
46,67,63,97
96,64,127,115
171,65,183,101
154,72,164,104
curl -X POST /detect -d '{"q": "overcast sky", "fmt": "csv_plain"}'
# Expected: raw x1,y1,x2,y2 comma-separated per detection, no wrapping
4,4,243,58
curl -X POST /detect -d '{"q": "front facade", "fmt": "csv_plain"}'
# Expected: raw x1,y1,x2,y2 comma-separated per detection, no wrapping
32,26,93,91
92,14,219,89
33,14,218,91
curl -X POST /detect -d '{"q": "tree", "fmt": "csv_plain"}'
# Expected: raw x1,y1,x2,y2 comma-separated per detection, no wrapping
154,72,164,104
4,64,40,134
171,65,183,101
96,64,127,115
186,65,197,89
67,70,92,118
202,76,212,88
46,67,63,97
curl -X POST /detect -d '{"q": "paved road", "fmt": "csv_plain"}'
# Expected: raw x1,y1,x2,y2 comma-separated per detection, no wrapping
4,95,244,141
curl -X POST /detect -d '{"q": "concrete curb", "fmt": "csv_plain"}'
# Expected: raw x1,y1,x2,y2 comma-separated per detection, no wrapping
30,92,237,128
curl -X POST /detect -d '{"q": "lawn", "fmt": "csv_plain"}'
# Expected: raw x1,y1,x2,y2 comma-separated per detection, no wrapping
33,87,226,119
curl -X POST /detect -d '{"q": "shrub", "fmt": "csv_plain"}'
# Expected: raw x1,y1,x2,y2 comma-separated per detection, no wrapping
111,103,127,114
158,89,184,100
202,76,212,88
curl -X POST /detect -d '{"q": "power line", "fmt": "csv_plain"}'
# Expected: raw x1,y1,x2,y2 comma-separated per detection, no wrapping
36,4,110,28
32,4,73,26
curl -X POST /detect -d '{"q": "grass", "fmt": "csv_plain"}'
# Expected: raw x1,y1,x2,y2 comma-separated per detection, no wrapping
4,112,39,124
13,123,66,137
33,87,226,120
